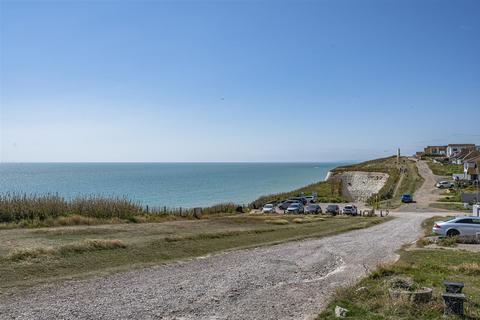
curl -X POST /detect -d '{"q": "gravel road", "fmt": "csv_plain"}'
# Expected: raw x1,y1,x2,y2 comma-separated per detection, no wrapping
1,211,436,320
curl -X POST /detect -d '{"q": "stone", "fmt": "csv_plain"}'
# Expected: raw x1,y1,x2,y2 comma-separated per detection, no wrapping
443,281,464,293
410,287,433,303
442,292,465,316
355,286,368,294
334,306,348,318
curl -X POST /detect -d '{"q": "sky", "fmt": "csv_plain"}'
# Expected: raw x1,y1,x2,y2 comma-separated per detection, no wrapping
1,0,479,162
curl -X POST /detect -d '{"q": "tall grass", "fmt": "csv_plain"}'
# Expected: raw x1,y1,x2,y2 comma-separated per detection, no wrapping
0,193,243,225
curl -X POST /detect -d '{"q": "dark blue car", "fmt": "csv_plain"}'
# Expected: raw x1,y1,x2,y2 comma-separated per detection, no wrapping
401,194,413,203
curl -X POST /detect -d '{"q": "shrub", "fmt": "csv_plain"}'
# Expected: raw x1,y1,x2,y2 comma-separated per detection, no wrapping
266,219,289,225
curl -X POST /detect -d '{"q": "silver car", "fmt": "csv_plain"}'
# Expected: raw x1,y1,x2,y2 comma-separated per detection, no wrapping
436,181,454,189
432,216,480,237
286,203,304,214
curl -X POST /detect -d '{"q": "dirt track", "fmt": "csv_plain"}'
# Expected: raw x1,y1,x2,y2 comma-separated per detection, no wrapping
396,159,442,212
0,161,441,320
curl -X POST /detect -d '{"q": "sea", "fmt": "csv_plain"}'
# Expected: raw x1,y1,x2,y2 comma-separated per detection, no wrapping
0,162,346,208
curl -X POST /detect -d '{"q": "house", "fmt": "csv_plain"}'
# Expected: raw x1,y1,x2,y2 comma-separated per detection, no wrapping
450,149,471,164
463,150,480,163
415,151,425,158
452,149,480,165
464,156,479,181
446,144,475,158
424,145,447,156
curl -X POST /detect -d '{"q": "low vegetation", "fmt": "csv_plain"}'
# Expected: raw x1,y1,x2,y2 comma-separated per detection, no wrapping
318,217,480,320
0,214,389,288
426,161,463,176
0,193,243,228
249,178,346,208
428,202,470,212
333,156,424,207
5,239,127,261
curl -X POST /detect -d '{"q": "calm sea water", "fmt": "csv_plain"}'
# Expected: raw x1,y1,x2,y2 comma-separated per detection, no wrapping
0,163,345,208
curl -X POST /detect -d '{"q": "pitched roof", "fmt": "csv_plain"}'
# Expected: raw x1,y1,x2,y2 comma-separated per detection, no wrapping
465,155,480,163
464,150,480,161
467,167,478,175
452,149,471,159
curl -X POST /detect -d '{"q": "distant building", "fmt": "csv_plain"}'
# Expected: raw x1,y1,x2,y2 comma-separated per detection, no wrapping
452,149,480,165
446,144,476,158
424,145,447,155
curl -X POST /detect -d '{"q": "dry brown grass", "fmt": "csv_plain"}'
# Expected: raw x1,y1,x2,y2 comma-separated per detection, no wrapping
449,262,480,275
4,239,127,261
266,219,289,225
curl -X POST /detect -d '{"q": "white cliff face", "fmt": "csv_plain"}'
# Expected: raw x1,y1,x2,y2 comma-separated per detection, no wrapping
337,171,389,202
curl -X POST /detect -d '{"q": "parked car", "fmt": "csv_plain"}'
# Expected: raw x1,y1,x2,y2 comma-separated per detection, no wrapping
401,194,413,203
279,200,300,210
286,202,304,214
305,196,315,203
262,204,276,214
432,216,480,237
326,204,340,215
343,205,358,216
436,181,454,189
305,204,322,214
289,197,308,205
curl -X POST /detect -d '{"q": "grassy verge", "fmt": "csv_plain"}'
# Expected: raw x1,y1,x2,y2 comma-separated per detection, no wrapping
428,202,470,212
426,161,463,176
317,217,480,320
333,156,424,208
0,214,389,289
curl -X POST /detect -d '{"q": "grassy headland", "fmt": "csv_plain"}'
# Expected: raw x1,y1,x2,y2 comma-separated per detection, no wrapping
0,214,389,289
332,156,424,207
247,156,424,209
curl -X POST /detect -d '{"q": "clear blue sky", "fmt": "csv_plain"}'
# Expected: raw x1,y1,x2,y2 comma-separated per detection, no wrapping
1,0,479,162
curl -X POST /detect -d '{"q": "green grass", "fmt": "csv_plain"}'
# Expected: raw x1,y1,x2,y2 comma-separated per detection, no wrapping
317,218,480,320
333,156,424,208
0,214,389,289
426,161,463,176
438,190,462,203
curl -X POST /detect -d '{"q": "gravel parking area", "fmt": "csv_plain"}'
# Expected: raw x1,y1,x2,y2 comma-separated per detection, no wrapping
0,211,436,320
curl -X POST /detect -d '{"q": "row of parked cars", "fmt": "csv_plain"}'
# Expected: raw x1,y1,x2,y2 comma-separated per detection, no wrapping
262,198,359,216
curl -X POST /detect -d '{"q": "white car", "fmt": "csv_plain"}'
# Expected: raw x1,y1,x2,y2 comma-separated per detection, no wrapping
262,204,276,214
432,216,480,237
436,181,454,189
